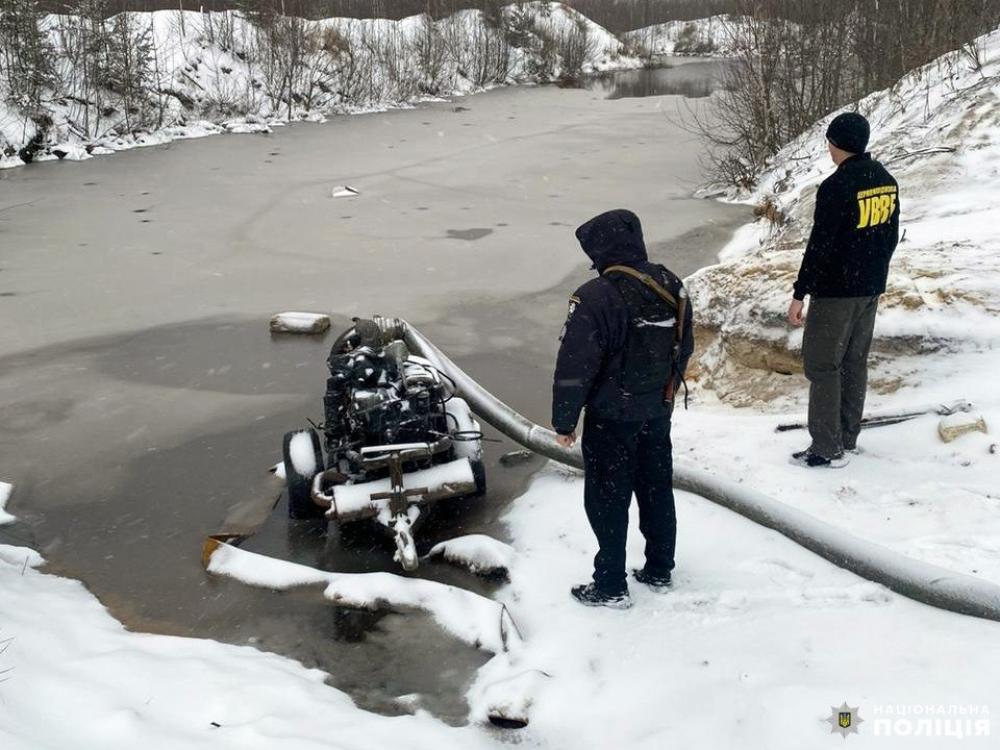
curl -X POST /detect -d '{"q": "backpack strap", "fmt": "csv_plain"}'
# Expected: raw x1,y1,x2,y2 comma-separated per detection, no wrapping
603,264,679,308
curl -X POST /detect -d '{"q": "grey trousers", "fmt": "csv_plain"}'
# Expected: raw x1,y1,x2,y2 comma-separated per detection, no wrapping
802,296,880,457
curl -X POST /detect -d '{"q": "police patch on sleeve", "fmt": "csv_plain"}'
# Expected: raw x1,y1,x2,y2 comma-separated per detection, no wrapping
559,295,581,341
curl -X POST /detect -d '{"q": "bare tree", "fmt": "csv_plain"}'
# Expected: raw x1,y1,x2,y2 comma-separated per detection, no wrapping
684,0,1000,188
0,0,57,129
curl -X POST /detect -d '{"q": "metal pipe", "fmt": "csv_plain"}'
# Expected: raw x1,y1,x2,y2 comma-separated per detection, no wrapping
402,320,1000,623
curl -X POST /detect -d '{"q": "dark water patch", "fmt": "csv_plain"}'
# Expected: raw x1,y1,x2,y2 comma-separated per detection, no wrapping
0,291,17,296
582,59,732,100
2,316,545,724
446,228,493,241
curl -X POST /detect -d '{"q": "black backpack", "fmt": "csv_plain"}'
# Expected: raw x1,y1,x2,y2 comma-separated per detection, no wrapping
604,265,688,404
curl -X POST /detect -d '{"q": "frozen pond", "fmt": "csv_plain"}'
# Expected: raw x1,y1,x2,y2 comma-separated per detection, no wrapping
0,70,748,722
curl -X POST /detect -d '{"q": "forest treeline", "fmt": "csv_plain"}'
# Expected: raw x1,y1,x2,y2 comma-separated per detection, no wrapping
29,1,737,32
688,0,1000,186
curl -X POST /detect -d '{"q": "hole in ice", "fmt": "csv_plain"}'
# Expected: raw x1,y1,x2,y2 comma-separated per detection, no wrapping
446,228,493,241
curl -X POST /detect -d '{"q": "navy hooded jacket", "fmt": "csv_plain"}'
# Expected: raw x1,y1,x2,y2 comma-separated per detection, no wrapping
552,209,695,435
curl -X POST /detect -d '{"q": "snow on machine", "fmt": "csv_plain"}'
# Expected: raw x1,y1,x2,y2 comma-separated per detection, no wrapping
282,316,487,571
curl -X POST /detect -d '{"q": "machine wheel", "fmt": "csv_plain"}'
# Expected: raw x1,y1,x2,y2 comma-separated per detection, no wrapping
471,457,487,497
283,428,325,519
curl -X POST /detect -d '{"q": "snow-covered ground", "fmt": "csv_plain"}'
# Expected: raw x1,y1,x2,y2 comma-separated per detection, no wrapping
4,14,998,750
675,26,1000,594
0,2,638,168
688,25,1000,407
485,468,998,747
0,543,502,750
623,15,743,57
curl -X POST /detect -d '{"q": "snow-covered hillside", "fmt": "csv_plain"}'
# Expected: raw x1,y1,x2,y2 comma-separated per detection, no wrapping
0,2,637,168
672,26,1000,614
623,15,742,57
688,25,1000,407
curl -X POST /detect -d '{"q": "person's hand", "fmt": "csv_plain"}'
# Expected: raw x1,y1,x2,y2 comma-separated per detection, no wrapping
787,298,805,327
555,431,577,448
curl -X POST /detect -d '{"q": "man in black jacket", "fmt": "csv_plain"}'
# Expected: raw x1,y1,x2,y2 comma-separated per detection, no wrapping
553,209,694,608
788,112,900,468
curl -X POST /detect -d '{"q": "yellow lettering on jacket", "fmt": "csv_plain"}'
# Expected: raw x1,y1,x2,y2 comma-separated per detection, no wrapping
855,185,897,228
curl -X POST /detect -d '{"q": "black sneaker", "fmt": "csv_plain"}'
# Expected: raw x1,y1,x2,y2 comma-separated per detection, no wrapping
570,583,633,610
633,568,672,593
791,448,849,468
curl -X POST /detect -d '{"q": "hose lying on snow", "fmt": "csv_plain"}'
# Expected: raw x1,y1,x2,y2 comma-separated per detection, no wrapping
400,320,1000,624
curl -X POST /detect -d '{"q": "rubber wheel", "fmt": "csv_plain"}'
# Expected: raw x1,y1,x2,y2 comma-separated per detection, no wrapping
471,458,487,497
283,428,325,519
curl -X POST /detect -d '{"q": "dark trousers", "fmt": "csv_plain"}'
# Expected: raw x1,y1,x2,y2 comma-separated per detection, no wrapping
581,411,676,595
802,296,879,457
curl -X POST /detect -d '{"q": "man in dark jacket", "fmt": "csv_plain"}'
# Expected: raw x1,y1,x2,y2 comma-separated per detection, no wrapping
553,209,694,608
788,112,900,468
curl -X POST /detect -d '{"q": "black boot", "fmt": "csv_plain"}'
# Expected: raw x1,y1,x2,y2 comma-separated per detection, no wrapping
790,448,849,468
633,568,672,593
570,583,632,610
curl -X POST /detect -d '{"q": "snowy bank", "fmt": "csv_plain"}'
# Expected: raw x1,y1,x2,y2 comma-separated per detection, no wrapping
670,26,1000,592
623,15,744,57
481,469,1000,747
687,25,1000,407
0,3,638,168
0,543,502,750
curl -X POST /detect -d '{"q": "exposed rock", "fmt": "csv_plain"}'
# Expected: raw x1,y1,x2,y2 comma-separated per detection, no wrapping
938,413,988,443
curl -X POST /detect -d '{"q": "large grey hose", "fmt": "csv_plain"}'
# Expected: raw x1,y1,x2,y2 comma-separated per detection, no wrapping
402,321,1000,623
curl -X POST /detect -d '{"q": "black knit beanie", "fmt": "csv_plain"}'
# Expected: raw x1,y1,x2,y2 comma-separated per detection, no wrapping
826,112,870,155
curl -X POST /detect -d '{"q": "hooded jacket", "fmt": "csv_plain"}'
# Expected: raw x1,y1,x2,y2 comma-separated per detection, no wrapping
552,209,694,435
794,153,900,300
